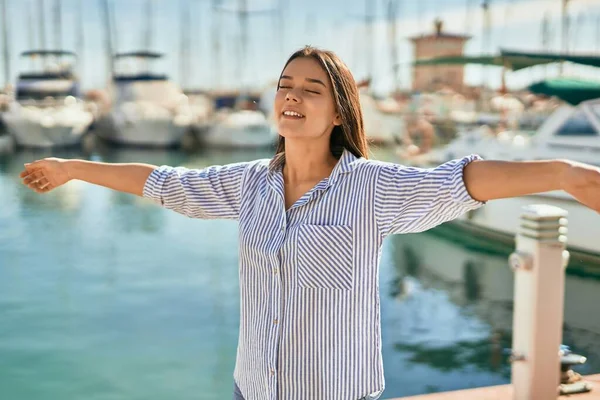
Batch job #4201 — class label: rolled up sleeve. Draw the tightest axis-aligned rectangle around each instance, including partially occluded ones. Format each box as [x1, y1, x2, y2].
[143, 161, 250, 220]
[374, 155, 485, 237]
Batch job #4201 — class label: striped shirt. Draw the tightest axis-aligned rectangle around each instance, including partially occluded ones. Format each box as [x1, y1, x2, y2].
[143, 149, 484, 400]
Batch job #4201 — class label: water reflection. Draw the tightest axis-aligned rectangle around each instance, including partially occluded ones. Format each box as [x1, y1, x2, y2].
[385, 231, 600, 387]
[394, 332, 511, 376]
[463, 260, 482, 303]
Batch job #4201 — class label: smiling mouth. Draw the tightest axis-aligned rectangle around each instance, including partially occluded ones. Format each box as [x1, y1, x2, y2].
[282, 110, 305, 118]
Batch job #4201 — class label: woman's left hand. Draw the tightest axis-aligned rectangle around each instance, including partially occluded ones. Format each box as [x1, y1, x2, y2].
[560, 161, 600, 213]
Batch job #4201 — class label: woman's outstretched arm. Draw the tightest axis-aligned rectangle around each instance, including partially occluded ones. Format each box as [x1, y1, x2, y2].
[20, 158, 156, 196]
[20, 157, 253, 220]
[464, 159, 600, 212]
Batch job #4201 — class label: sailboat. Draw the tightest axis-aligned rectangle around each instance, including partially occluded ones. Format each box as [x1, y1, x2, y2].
[1, 50, 94, 148]
[197, 0, 277, 148]
[92, 0, 193, 148]
[92, 51, 193, 148]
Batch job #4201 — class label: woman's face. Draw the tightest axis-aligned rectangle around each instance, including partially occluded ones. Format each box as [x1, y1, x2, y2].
[274, 57, 341, 141]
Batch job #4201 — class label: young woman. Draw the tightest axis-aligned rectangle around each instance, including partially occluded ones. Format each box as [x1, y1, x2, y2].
[20, 47, 600, 400]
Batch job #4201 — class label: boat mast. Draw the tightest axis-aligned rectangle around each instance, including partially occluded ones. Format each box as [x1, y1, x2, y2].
[364, 0, 374, 82]
[38, 0, 46, 52]
[27, 1, 35, 71]
[179, 0, 191, 89]
[238, 0, 247, 90]
[464, 0, 475, 34]
[211, 0, 221, 90]
[27, 1, 35, 50]
[99, 0, 114, 80]
[76, 0, 84, 80]
[53, 0, 62, 50]
[540, 11, 550, 77]
[277, 0, 286, 61]
[481, 0, 491, 86]
[144, 0, 153, 50]
[143, 0, 153, 73]
[0, 0, 9, 90]
[560, 0, 570, 75]
[387, 0, 400, 93]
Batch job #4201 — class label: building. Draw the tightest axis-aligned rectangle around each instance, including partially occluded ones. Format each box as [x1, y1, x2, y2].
[410, 19, 471, 92]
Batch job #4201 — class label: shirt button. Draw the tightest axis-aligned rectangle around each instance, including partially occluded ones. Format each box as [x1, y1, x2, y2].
[270, 369, 275, 376]
[273, 319, 278, 324]
[273, 268, 278, 274]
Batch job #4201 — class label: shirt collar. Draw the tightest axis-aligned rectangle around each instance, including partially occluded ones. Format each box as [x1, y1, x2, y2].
[268, 148, 359, 187]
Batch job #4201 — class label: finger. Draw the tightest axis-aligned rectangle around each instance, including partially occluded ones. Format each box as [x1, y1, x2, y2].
[26, 174, 45, 189]
[39, 179, 51, 190]
[28, 171, 47, 185]
[22, 171, 43, 185]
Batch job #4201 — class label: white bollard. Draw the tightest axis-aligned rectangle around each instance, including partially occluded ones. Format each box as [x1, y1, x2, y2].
[509, 204, 570, 400]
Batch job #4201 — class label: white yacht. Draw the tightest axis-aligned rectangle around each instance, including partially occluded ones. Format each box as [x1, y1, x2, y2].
[93, 52, 193, 148]
[1, 50, 94, 148]
[199, 94, 277, 149]
[431, 98, 600, 259]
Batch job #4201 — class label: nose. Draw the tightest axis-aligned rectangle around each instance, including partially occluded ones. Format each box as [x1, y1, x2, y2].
[285, 89, 300, 103]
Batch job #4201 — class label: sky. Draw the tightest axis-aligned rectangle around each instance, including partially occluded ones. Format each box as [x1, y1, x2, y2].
[2, 0, 600, 94]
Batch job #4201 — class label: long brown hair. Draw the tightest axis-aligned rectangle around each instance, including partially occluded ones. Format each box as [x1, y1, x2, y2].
[274, 46, 369, 160]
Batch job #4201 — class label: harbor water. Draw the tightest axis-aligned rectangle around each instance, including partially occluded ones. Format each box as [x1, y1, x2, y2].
[1, 147, 600, 400]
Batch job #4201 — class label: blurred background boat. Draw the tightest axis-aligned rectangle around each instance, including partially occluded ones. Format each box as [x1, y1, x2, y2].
[1, 50, 94, 148]
[91, 51, 194, 148]
[425, 88, 600, 260]
[198, 91, 277, 149]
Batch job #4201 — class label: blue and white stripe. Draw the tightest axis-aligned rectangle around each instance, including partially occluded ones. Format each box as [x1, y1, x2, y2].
[143, 149, 484, 400]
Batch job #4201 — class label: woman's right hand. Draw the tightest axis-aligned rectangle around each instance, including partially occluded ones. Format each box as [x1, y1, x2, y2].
[19, 158, 72, 193]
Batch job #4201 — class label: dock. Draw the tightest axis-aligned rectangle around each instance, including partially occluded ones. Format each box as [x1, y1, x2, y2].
[391, 374, 599, 399]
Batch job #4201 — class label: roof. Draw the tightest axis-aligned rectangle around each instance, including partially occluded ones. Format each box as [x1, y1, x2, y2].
[114, 51, 164, 59]
[527, 78, 600, 105]
[20, 50, 77, 57]
[501, 49, 600, 69]
[412, 49, 600, 71]
[410, 33, 471, 41]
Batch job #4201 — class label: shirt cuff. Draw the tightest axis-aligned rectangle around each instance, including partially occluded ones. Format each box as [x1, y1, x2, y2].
[450, 154, 486, 207]
[142, 166, 173, 205]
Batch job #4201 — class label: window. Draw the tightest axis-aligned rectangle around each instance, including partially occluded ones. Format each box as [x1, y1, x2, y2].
[555, 111, 598, 136]
[590, 103, 600, 121]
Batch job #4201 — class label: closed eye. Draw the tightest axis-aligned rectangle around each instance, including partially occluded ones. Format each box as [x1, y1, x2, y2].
[278, 85, 291, 89]
[306, 89, 320, 94]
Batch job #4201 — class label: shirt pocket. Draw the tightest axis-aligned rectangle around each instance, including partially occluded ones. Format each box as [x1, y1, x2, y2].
[297, 224, 354, 290]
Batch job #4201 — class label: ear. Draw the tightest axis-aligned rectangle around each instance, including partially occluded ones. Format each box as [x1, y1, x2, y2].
[333, 113, 342, 126]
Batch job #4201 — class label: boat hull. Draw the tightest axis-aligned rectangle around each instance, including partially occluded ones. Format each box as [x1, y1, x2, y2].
[199, 110, 277, 148]
[94, 113, 190, 148]
[2, 113, 91, 148]
[0, 134, 15, 154]
[453, 193, 600, 260]
[199, 124, 276, 148]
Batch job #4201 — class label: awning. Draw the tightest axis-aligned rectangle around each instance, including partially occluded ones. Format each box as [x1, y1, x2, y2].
[501, 49, 600, 69]
[527, 78, 600, 105]
[413, 50, 600, 71]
